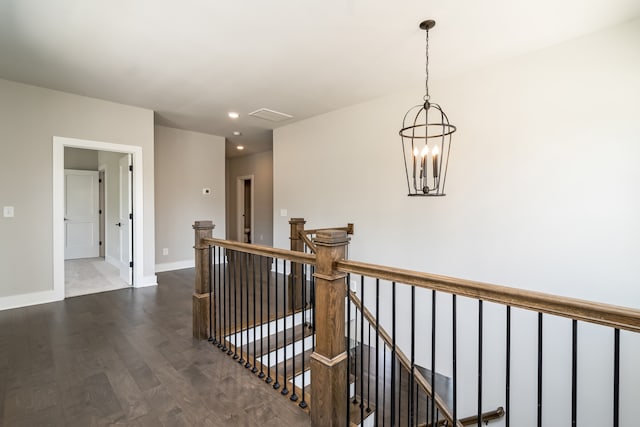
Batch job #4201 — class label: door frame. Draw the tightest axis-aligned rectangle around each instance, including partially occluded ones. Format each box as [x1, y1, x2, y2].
[53, 136, 145, 299]
[236, 175, 254, 243]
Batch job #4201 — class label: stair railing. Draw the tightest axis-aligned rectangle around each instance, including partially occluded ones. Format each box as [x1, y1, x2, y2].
[193, 219, 640, 427]
[337, 259, 640, 427]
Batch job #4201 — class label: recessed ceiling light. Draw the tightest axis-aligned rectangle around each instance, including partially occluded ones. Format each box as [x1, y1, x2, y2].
[233, 131, 242, 136]
[228, 112, 239, 119]
[236, 145, 245, 150]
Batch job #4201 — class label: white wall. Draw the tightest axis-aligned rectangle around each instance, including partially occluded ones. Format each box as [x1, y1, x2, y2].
[0, 78, 155, 307]
[274, 20, 640, 425]
[226, 150, 274, 245]
[65, 147, 98, 170]
[154, 125, 226, 271]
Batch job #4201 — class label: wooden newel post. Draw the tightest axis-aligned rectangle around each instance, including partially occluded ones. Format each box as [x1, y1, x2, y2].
[289, 217, 306, 310]
[311, 229, 350, 427]
[193, 220, 214, 340]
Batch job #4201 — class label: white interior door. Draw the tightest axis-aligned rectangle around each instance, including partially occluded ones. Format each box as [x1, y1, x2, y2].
[118, 155, 132, 284]
[64, 170, 100, 259]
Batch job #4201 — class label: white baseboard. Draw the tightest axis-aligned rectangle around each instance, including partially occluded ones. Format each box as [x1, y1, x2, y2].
[155, 260, 195, 273]
[136, 275, 158, 288]
[0, 289, 64, 311]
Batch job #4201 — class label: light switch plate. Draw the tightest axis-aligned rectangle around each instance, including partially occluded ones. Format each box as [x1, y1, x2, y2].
[3, 206, 14, 218]
[280, 209, 288, 217]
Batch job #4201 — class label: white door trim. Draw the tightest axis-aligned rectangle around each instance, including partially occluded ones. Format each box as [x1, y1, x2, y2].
[236, 175, 254, 243]
[53, 136, 149, 300]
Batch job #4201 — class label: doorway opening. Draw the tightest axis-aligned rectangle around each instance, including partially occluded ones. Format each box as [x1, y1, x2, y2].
[236, 175, 254, 243]
[53, 137, 145, 300]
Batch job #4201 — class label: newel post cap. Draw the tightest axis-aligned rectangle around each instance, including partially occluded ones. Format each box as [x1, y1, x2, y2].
[313, 229, 350, 247]
[193, 220, 215, 230]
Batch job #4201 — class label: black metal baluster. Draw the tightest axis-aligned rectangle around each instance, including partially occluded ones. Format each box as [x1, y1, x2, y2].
[219, 247, 224, 348]
[571, 319, 577, 426]
[282, 260, 289, 395]
[352, 293, 359, 405]
[383, 341, 387, 427]
[410, 285, 415, 426]
[216, 246, 221, 347]
[245, 252, 251, 369]
[213, 246, 218, 345]
[453, 295, 457, 425]
[478, 300, 483, 425]
[224, 249, 230, 353]
[273, 259, 280, 390]
[252, 255, 258, 373]
[259, 256, 265, 379]
[613, 328, 620, 427]
[537, 313, 543, 427]
[300, 261, 307, 408]
[213, 246, 219, 345]
[290, 260, 298, 402]
[391, 281, 397, 427]
[311, 263, 316, 346]
[430, 290, 436, 427]
[367, 323, 372, 413]
[266, 256, 273, 383]
[233, 251, 239, 359]
[238, 252, 245, 364]
[347, 273, 352, 426]
[208, 245, 213, 343]
[375, 279, 380, 423]
[505, 305, 510, 427]
[360, 275, 365, 424]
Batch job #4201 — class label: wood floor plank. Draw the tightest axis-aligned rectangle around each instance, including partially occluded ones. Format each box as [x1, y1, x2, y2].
[0, 268, 311, 426]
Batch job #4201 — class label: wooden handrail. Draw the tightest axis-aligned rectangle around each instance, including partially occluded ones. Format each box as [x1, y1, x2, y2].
[299, 232, 317, 254]
[337, 260, 640, 333]
[349, 291, 463, 427]
[420, 407, 505, 427]
[202, 237, 316, 265]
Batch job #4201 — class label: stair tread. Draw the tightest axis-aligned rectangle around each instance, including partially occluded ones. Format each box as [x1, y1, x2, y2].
[280, 348, 313, 382]
[349, 396, 376, 426]
[242, 321, 315, 358]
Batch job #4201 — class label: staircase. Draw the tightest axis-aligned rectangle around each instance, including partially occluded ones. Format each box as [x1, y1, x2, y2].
[196, 222, 501, 427]
[220, 300, 377, 426]
[194, 219, 640, 427]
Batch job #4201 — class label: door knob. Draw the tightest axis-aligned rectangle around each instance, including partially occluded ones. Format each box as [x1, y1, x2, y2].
[116, 222, 122, 227]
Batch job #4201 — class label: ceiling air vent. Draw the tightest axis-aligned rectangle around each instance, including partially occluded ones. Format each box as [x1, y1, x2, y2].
[248, 108, 293, 122]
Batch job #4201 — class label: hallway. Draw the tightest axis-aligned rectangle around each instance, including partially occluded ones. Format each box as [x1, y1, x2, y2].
[65, 258, 129, 298]
[0, 269, 311, 426]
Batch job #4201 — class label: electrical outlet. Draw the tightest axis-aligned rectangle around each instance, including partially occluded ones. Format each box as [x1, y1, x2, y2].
[202, 188, 211, 195]
[162, 248, 169, 256]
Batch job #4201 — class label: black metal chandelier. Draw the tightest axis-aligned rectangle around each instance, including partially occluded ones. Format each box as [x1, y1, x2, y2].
[400, 20, 456, 197]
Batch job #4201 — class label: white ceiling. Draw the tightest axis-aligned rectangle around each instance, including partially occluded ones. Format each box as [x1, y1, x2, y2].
[1, 0, 639, 156]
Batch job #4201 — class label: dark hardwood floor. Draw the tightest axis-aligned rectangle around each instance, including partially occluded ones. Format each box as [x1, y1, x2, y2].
[0, 268, 311, 427]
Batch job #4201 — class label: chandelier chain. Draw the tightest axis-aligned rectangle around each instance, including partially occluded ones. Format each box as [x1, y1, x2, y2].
[424, 27, 430, 101]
